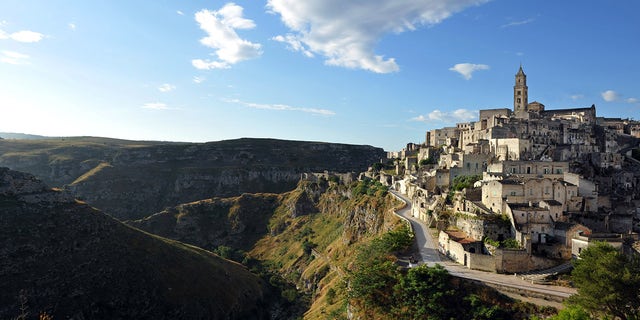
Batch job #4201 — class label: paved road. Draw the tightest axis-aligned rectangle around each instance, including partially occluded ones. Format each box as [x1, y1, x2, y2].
[390, 190, 576, 300]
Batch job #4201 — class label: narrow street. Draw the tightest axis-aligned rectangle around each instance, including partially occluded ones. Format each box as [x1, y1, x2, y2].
[390, 190, 577, 304]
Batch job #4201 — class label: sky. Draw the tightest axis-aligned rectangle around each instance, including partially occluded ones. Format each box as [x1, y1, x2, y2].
[0, 1, 639, 151]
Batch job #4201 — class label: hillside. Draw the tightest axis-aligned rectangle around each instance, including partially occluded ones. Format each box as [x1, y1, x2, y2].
[0, 167, 269, 319]
[0, 136, 385, 220]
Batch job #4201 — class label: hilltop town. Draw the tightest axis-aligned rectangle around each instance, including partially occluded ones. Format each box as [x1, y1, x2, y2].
[381, 66, 640, 273]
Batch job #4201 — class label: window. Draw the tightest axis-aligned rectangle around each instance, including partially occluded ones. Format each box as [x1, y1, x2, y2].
[510, 191, 516, 196]
[517, 90, 521, 96]
[517, 98, 521, 103]
[545, 186, 550, 194]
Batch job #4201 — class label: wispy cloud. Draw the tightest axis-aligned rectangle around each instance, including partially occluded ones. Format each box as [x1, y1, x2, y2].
[68, 23, 76, 31]
[0, 50, 30, 65]
[272, 34, 314, 58]
[158, 83, 176, 92]
[449, 63, 489, 80]
[192, 3, 262, 70]
[411, 109, 478, 123]
[226, 98, 335, 116]
[570, 94, 584, 101]
[0, 30, 44, 43]
[267, 0, 489, 73]
[142, 102, 171, 110]
[626, 98, 639, 104]
[177, 10, 184, 16]
[193, 76, 206, 84]
[501, 18, 535, 28]
[601, 90, 619, 102]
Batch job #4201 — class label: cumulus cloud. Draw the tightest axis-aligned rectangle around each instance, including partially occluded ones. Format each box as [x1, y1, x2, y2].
[449, 63, 489, 80]
[267, 0, 488, 73]
[601, 90, 619, 102]
[142, 102, 170, 110]
[192, 3, 262, 70]
[227, 98, 335, 116]
[412, 108, 477, 123]
[158, 83, 176, 92]
[68, 23, 76, 30]
[0, 50, 30, 65]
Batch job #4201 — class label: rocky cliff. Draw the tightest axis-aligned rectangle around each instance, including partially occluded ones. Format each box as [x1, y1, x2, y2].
[131, 177, 404, 318]
[0, 137, 385, 220]
[0, 167, 269, 320]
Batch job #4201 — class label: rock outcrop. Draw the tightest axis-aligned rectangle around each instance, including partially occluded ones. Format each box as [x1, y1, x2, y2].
[0, 168, 269, 319]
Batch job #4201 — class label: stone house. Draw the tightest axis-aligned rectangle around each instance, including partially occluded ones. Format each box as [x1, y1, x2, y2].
[438, 229, 483, 267]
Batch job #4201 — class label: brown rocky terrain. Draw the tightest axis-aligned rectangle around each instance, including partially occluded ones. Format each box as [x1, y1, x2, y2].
[0, 137, 384, 220]
[0, 167, 270, 319]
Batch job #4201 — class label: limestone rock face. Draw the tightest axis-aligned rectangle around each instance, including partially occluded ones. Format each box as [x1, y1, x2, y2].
[0, 167, 73, 204]
[129, 193, 281, 251]
[0, 168, 269, 320]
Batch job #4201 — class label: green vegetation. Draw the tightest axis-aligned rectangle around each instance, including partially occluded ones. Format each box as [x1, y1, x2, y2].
[419, 157, 437, 166]
[347, 229, 525, 319]
[484, 237, 521, 249]
[352, 178, 389, 197]
[567, 242, 640, 320]
[451, 174, 482, 191]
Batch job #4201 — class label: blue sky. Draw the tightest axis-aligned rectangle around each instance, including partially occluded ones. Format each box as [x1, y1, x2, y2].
[0, 1, 638, 151]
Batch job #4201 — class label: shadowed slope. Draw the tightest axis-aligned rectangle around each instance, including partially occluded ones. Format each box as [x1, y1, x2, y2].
[0, 167, 268, 319]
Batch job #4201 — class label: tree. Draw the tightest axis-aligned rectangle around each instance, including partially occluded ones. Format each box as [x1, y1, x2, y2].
[569, 242, 640, 320]
[547, 305, 593, 320]
[392, 264, 456, 319]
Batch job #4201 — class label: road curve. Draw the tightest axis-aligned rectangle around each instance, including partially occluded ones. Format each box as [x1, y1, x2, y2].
[390, 190, 576, 300]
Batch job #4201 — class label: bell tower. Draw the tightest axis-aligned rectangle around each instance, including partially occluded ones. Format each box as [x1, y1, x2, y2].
[514, 65, 528, 117]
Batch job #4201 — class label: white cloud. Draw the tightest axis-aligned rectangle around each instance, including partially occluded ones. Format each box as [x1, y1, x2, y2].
[9, 30, 44, 43]
[192, 3, 262, 70]
[570, 94, 584, 101]
[158, 83, 176, 92]
[193, 76, 206, 84]
[142, 102, 170, 110]
[68, 23, 76, 30]
[412, 108, 477, 123]
[1, 50, 30, 65]
[601, 90, 619, 102]
[227, 98, 335, 116]
[627, 98, 639, 104]
[272, 34, 314, 58]
[267, 0, 489, 73]
[501, 18, 535, 28]
[177, 10, 184, 16]
[449, 63, 489, 80]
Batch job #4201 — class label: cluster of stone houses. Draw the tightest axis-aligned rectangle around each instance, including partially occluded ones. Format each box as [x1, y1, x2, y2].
[384, 66, 640, 273]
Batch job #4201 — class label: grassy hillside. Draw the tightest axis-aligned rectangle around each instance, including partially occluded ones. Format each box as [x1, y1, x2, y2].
[0, 168, 269, 319]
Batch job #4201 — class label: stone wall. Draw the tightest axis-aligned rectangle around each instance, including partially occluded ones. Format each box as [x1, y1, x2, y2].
[468, 253, 497, 272]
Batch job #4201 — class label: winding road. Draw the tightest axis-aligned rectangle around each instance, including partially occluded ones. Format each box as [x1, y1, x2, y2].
[391, 190, 576, 305]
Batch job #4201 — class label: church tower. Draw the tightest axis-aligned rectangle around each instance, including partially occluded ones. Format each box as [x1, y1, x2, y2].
[514, 65, 528, 118]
